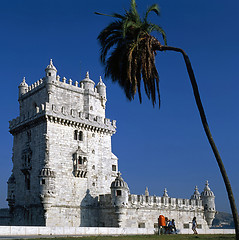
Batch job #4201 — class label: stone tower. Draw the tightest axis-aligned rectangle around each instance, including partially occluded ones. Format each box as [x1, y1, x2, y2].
[7, 60, 118, 226]
[201, 181, 216, 227]
[110, 172, 129, 227]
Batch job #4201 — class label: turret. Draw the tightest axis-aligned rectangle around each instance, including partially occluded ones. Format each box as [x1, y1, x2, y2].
[39, 168, 55, 212]
[96, 76, 107, 109]
[45, 59, 57, 82]
[6, 173, 16, 212]
[191, 186, 201, 200]
[80, 72, 95, 91]
[201, 181, 216, 227]
[111, 172, 129, 207]
[18, 77, 28, 97]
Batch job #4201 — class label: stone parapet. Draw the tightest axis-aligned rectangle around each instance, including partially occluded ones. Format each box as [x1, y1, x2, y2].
[127, 194, 203, 210]
[9, 102, 116, 134]
[19, 75, 104, 101]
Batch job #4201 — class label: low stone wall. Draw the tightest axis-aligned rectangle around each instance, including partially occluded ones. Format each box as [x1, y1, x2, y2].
[0, 226, 235, 236]
[180, 228, 235, 234]
[0, 226, 154, 236]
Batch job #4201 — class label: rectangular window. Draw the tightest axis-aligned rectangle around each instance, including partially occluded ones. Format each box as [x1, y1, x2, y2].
[41, 179, 45, 185]
[183, 224, 189, 229]
[25, 173, 30, 190]
[138, 223, 145, 228]
[116, 190, 122, 196]
[112, 165, 116, 171]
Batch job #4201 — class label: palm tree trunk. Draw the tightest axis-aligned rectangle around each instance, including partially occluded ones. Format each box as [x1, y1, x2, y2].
[157, 44, 239, 239]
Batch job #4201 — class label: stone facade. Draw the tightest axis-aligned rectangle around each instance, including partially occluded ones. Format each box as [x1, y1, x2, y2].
[0, 60, 216, 230]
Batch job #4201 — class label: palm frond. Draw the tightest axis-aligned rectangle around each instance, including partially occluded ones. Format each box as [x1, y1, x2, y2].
[145, 4, 160, 20]
[148, 24, 167, 45]
[96, 0, 166, 107]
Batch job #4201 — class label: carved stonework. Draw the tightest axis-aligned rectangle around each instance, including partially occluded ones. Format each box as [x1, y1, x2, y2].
[72, 146, 87, 178]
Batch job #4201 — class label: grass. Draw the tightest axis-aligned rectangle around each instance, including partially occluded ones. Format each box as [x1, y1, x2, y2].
[26, 235, 235, 240]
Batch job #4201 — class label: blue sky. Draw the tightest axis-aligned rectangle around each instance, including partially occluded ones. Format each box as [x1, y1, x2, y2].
[0, 0, 238, 214]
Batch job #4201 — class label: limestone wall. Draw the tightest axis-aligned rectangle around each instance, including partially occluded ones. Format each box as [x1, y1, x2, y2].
[0, 226, 235, 236]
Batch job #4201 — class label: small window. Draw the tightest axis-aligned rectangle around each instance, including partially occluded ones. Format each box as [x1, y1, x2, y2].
[183, 224, 189, 229]
[92, 165, 95, 170]
[138, 223, 145, 228]
[90, 106, 93, 110]
[112, 165, 116, 171]
[27, 130, 31, 142]
[116, 190, 122, 196]
[74, 130, 78, 140]
[41, 179, 45, 185]
[78, 157, 83, 164]
[25, 173, 30, 190]
[79, 131, 83, 141]
[48, 72, 51, 76]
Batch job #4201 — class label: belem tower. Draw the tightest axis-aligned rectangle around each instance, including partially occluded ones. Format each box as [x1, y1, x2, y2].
[0, 60, 216, 230]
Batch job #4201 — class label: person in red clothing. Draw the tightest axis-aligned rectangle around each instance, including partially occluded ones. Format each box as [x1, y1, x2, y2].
[158, 215, 166, 234]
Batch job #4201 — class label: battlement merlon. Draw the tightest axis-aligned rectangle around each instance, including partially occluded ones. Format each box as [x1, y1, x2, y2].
[18, 75, 107, 103]
[99, 193, 204, 210]
[9, 102, 116, 135]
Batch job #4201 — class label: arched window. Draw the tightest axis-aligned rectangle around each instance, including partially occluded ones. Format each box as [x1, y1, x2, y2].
[25, 172, 30, 190]
[78, 156, 83, 165]
[74, 130, 78, 140]
[79, 131, 83, 141]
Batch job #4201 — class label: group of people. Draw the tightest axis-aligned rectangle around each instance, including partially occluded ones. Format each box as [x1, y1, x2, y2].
[158, 215, 177, 234]
[158, 215, 198, 235]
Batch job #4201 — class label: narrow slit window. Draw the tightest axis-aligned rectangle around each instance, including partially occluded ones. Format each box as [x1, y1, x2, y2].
[79, 131, 83, 141]
[74, 130, 78, 140]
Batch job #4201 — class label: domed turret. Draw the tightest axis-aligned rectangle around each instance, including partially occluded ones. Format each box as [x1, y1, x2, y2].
[18, 77, 28, 97]
[191, 186, 201, 200]
[80, 72, 95, 91]
[111, 172, 129, 207]
[39, 167, 55, 210]
[45, 59, 57, 81]
[96, 76, 107, 108]
[201, 181, 216, 227]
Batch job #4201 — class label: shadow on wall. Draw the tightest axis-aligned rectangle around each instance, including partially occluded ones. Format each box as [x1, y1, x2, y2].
[80, 189, 99, 227]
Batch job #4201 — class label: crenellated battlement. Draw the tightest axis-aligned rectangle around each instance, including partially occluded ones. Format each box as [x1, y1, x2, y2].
[99, 192, 203, 210]
[19, 73, 106, 101]
[99, 191, 204, 211]
[128, 194, 203, 210]
[9, 101, 116, 134]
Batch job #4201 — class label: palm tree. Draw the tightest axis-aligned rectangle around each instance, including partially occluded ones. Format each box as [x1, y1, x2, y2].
[95, 0, 239, 238]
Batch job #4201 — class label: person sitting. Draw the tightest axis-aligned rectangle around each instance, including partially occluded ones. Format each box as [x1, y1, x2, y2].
[168, 219, 177, 233]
